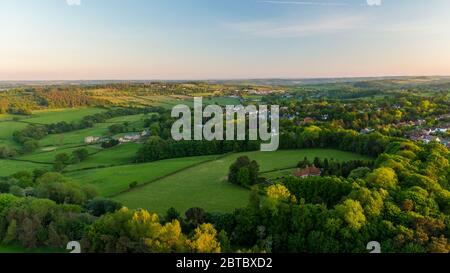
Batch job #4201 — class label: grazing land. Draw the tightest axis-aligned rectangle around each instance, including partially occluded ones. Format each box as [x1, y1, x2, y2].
[113, 149, 370, 214]
[0, 159, 50, 176]
[24, 108, 106, 124]
[67, 155, 218, 196]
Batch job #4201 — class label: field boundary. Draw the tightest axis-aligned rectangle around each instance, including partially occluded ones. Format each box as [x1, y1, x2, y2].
[2, 158, 53, 165]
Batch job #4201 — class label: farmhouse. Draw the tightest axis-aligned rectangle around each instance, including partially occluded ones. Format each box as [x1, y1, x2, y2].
[118, 130, 150, 144]
[302, 117, 315, 124]
[360, 128, 375, 134]
[294, 166, 322, 178]
[85, 136, 100, 144]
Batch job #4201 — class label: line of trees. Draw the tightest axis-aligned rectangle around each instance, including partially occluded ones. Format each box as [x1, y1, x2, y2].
[136, 126, 392, 163]
[297, 157, 374, 178]
[136, 136, 261, 163]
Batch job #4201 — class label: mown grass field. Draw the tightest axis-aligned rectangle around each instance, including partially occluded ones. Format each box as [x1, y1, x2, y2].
[67, 155, 218, 196]
[113, 149, 371, 214]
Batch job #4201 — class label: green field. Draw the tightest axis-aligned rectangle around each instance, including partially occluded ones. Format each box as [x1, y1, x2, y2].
[149, 96, 241, 109]
[203, 97, 241, 105]
[25, 108, 106, 124]
[38, 113, 148, 148]
[0, 159, 50, 176]
[68, 155, 218, 196]
[39, 123, 112, 147]
[0, 113, 21, 121]
[0, 121, 28, 148]
[113, 149, 370, 214]
[106, 113, 151, 124]
[18, 145, 101, 164]
[0, 108, 108, 149]
[65, 143, 141, 171]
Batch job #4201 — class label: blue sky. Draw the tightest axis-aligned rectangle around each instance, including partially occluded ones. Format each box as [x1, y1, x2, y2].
[1, 0, 450, 80]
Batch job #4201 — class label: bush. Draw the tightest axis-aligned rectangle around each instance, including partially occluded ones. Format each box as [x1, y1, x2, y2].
[85, 198, 123, 217]
[9, 185, 25, 197]
[101, 139, 120, 149]
[228, 156, 259, 186]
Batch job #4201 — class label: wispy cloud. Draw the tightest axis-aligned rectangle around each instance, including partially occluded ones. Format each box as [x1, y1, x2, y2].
[224, 15, 366, 38]
[261, 1, 349, 6]
[366, 0, 382, 6]
[66, 0, 81, 6]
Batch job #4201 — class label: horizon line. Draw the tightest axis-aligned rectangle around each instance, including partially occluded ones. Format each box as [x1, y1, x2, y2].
[1, 75, 450, 84]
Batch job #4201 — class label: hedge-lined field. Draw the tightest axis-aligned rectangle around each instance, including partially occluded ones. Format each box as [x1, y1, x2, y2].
[113, 149, 370, 214]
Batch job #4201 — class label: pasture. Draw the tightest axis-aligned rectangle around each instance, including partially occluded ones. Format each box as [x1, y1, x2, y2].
[0, 121, 28, 148]
[113, 149, 370, 214]
[25, 108, 106, 124]
[38, 123, 111, 147]
[64, 143, 141, 171]
[67, 155, 218, 196]
[0, 159, 50, 176]
[0, 108, 108, 149]
[17, 146, 101, 164]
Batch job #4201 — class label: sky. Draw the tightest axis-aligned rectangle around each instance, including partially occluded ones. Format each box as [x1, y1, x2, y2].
[1, 0, 450, 80]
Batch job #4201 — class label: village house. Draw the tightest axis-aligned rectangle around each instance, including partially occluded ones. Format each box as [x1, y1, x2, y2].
[302, 117, 315, 124]
[118, 130, 151, 144]
[84, 136, 101, 144]
[293, 166, 322, 178]
[360, 128, 375, 134]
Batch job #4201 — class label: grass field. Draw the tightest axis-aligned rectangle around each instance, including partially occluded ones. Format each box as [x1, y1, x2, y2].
[68, 155, 218, 196]
[0, 113, 21, 121]
[25, 108, 106, 124]
[0, 108, 108, 149]
[0, 159, 50, 176]
[39, 123, 112, 147]
[18, 145, 101, 164]
[106, 113, 152, 124]
[38, 113, 148, 148]
[113, 149, 370, 214]
[64, 143, 141, 171]
[0, 121, 28, 148]
[203, 97, 241, 105]
[147, 96, 241, 109]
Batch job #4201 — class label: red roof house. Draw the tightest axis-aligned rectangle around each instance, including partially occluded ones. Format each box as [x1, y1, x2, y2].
[293, 166, 322, 178]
